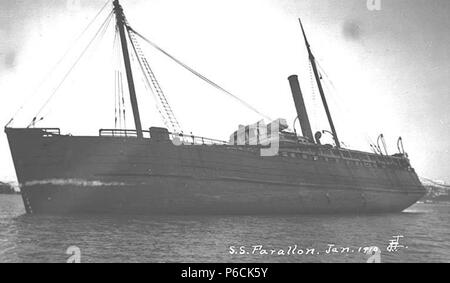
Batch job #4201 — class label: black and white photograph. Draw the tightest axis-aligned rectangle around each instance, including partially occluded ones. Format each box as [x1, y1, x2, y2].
[0, 0, 449, 267]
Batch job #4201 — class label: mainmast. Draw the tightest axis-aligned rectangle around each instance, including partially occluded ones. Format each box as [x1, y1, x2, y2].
[113, 0, 143, 138]
[298, 19, 340, 148]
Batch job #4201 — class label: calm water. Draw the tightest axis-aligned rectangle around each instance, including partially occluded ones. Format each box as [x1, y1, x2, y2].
[0, 195, 448, 263]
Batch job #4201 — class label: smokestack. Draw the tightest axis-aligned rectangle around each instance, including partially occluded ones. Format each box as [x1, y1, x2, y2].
[288, 75, 314, 142]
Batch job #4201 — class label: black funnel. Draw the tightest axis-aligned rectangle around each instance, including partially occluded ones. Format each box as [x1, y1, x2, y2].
[288, 75, 314, 142]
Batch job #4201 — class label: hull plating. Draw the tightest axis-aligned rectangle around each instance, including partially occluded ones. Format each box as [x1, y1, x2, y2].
[6, 129, 426, 215]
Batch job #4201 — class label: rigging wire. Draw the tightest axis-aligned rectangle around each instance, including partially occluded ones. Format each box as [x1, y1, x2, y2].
[29, 10, 115, 127]
[6, 0, 112, 127]
[315, 59, 378, 150]
[121, 72, 127, 128]
[113, 25, 126, 129]
[308, 62, 320, 130]
[38, 10, 116, 126]
[140, 77, 166, 127]
[127, 30, 182, 133]
[113, 26, 119, 129]
[113, 25, 128, 129]
[115, 71, 123, 129]
[131, 45, 172, 131]
[127, 27, 272, 122]
[114, 70, 118, 128]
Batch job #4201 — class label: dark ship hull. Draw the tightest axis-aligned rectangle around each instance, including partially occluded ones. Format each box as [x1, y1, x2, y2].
[4, 1, 426, 215]
[6, 128, 426, 215]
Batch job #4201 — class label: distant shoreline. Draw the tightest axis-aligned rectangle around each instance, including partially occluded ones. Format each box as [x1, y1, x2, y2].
[0, 182, 19, 195]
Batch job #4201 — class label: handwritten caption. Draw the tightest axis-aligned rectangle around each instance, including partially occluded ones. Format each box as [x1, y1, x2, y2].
[229, 235, 407, 263]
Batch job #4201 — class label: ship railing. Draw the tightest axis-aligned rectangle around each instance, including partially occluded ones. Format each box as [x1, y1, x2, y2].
[281, 145, 412, 170]
[99, 129, 151, 138]
[168, 133, 228, 146]
[41, 128, 61, 137]
[4, 127, 61, 138]
[22, 128, 61, 136]
[99, 129, 228, 145]
[38, 128, 61, 136]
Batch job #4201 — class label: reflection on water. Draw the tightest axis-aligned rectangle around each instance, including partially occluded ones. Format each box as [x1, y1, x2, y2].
[0, 195, 449, 263]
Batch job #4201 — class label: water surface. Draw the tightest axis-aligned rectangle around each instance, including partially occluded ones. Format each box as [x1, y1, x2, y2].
[0, 195, 448, 263]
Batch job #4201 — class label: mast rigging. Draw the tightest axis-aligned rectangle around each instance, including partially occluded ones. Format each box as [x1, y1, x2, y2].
[19, 0, 270, 131]
[128, 27, 272, 122]
[298, 19, 341, 148]
[128, 31, 183, 133]
[113, 0, 143, 138]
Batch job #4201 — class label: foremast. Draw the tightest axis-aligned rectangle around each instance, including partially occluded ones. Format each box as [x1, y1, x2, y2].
[113, 0, 143, 138]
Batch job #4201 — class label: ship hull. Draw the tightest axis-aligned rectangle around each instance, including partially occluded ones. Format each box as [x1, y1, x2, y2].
[20, 181, 423, 215]
[6, 128, 426, 215]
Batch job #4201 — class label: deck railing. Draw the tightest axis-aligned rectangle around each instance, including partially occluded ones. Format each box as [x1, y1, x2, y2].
[41, 128, 61, 136]
[99, 129, 151, 138]
[169, 133, 228, 146]
[99, 129, 228, 146]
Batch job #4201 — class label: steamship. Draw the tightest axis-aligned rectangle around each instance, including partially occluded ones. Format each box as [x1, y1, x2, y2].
[5, 0, 425, 214]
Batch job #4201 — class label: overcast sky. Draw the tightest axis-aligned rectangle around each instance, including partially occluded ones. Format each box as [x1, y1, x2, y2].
[0, 0, 449, 183]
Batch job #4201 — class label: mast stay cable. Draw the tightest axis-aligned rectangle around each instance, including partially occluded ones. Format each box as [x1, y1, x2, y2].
[6, 0, 111, 128]
[128, 30, 183, 133]
[28, 10, 115, 127]
[113, 25, 127, 129]
[127, 26, 272, 122]
[315, 59, 379, 150]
